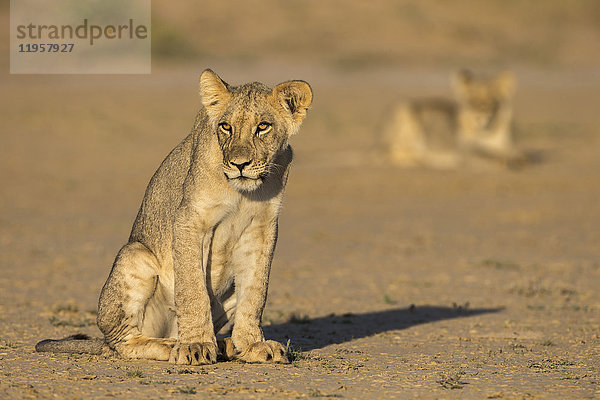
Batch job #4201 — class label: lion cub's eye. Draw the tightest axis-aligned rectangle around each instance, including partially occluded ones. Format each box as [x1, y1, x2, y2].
[219, 122, 232, 135]
[255, 122, 272, 135]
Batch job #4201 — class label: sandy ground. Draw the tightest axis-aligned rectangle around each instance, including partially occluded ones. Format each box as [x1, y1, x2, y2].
[0, 63, 599, 399]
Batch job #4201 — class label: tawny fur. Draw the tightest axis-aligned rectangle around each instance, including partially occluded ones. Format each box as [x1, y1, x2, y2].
[36, 69, 312, 365]
[384, 70, 526, 169]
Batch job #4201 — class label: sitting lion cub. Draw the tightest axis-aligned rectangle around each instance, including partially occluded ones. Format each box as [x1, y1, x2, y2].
[36, 70, 312, 365]
[384, 70, 525, 169]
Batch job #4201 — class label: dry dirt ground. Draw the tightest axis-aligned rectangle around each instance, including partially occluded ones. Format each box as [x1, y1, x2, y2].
[0, 64, 599, 399]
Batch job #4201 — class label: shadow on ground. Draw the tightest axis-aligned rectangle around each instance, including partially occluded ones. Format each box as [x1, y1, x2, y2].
[264, 305, 502, 351]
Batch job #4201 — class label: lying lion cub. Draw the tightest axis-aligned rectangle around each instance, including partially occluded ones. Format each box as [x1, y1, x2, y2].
[384, 70, 526, 169]
[36, 70, 312, 365]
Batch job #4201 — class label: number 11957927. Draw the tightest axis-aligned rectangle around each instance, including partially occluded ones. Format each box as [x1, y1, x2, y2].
[18, 43, 74, 53]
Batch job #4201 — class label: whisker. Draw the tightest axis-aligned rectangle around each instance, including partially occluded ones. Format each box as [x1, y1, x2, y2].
[268, 163, 286, 174]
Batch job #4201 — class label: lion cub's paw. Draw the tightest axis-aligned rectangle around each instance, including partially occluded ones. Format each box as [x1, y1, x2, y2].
[217, 337, 236, 361]
[168, 342, 217, 365]
[237, 340, 289, 364]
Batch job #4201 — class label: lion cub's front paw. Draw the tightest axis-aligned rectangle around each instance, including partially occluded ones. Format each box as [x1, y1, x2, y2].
[217, 337, 236, 361]
[238, 340, 289, 364]
[168, 342, 217, 365]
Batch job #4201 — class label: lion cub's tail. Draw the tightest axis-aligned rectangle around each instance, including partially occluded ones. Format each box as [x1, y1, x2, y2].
[35, 334, 106, 355]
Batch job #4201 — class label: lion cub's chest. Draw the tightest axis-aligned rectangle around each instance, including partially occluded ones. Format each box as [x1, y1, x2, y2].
[203, 200, 265, 298]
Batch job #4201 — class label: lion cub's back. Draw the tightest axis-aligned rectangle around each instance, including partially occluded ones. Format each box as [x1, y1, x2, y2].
[384, 97, 461, 168]
[129, 133, 195, 261]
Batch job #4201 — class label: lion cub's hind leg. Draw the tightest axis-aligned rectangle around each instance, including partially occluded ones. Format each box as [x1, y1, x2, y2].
[116, 336, 177, 361]
[97, 241, 176, 361]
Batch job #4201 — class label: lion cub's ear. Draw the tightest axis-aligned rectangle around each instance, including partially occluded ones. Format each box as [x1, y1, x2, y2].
[272, 81, 313, 132]
[199, 69, 231, 119]
[451, 69, 473, 102]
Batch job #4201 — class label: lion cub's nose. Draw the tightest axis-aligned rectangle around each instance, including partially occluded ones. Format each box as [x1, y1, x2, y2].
[229, 157, 252, 173]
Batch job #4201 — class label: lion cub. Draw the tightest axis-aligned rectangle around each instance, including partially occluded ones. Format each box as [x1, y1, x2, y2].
[36, 70, 312, 365]
[384, 70, 524, 169]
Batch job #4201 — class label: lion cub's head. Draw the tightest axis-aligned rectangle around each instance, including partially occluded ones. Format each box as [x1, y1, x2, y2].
[452, 69, 515, 132]
[199, 69, 312, 192]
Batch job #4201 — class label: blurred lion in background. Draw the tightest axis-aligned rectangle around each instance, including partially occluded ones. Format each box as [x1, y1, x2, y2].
[383, 70, 529, 169]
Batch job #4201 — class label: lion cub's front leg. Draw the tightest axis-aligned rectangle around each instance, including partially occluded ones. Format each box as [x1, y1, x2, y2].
[170, 205, 218, 365]
[231, 218, 288, 364]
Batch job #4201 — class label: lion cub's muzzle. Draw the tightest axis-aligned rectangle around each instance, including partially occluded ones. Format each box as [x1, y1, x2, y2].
[224, 155, 256, 178]
[223, 159, 268, 192]
[222, 146, 270, 192]
[223, 152, 269, 190]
